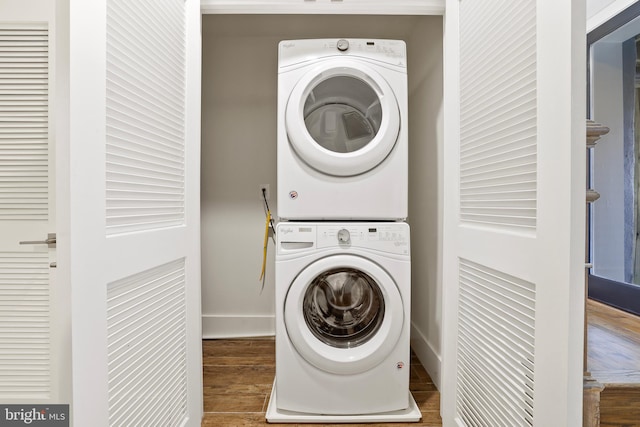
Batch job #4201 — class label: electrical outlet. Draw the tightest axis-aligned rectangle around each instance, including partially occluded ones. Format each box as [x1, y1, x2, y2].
[259, 184, 270, 201]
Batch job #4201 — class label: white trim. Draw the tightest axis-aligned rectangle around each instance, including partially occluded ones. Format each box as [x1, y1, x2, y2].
[441, 0, 461, 423]
[184, 0, 204, 425]
[200, 0, 445, 15]
[202, 314, 275, 338]
[410, 322, 441, 390]
[55, 0, 72, 408]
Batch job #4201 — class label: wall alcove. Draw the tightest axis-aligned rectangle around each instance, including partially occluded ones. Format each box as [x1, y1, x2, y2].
[199, 12, 444, 388]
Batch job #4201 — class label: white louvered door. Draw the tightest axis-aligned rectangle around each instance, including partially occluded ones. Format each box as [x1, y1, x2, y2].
[68, 0, 202, 425]
[0, 0, 68, 405]
[442, 0, 585, 426]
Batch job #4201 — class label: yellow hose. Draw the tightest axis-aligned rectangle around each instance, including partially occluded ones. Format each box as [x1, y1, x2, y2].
[259, 210, 271, 281]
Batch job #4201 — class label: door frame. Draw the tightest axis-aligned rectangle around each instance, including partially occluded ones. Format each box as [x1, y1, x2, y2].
[587, 2, 640, 315]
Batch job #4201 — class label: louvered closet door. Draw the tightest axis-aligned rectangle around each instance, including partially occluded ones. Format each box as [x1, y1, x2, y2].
[68, 0, 202, 425]
[0, 0, 65, 405]
[442, 1, 585, 426]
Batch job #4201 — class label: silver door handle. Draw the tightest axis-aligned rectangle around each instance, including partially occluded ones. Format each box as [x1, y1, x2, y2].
[20, 233, 56, 248]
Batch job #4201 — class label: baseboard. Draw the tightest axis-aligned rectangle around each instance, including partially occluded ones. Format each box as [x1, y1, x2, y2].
[588, 274, 640, 316]
[410, 322, 442, 390]
[202, 314, 275, 339]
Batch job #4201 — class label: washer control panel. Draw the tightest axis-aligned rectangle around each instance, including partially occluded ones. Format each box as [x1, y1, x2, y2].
[277, 223, 409, 255]
[320, 224, 409, 255]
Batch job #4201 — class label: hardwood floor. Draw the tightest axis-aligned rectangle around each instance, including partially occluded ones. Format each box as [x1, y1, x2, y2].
[201, 339, 442, 426]
[200, 302, 640, 426]
[587, 299, 640, 427]
[588, 299, 640, 382]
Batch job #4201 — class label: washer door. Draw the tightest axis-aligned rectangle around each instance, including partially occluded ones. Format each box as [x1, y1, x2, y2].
[284, 255, 404, 375]
[285, 59, 401, 177]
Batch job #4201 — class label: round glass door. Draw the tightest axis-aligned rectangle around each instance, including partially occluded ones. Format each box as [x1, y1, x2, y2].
[303, 267, 385, 349]
[285, 60, 401, 177]
[303, 76, 382, 154]
[284, 255, 404, 375]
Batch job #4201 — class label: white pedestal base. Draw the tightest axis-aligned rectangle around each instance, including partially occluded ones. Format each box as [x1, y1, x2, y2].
[265, 381, 422, 424]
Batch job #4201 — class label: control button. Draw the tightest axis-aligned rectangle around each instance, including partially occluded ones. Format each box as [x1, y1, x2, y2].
[337, 39, 349, 52]
[337, 229, 351, 244]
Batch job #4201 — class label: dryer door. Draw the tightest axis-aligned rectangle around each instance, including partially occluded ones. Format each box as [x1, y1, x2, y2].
[284, 254, 404, 375]
[285, 59, 401, 177]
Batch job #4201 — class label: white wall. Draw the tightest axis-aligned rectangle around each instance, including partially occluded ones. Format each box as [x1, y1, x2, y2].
[406, 20, 444, 389]
[588, 0, 639, 32]
[590, 41, 626, 281]
[201, 20, 278, 337]
[201, 14, 444, 388]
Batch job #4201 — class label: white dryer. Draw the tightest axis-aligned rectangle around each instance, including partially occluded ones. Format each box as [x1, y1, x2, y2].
[277, 39, 408, 221]
[267, 222, 419, 422]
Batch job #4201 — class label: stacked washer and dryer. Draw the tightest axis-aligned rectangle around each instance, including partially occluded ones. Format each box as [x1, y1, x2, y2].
[266, 39, 420, 423]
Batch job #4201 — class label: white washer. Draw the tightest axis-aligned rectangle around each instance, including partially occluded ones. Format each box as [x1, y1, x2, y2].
[277, 39, 408, 221]
[268, 222, 419, 422]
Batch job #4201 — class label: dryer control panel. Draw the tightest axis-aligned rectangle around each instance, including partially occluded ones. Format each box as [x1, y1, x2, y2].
[277, 222, 409, 255]
[278, 38, 407, 69]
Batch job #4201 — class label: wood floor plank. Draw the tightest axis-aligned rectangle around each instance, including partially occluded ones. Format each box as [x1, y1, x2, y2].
[588, 324, 640, 372]
[203, 364, 275, 392]
[203, 389, 267, 413]
[203, 338, 276, 366]
[588, 300, 640, 337]
[590, 370, 640, 385]
[599, 388, 640, 426]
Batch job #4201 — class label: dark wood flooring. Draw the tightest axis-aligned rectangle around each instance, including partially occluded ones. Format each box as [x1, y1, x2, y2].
[201, 339, 442, 426]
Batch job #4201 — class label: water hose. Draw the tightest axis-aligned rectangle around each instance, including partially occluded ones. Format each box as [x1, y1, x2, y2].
[259, 188, 275, 291]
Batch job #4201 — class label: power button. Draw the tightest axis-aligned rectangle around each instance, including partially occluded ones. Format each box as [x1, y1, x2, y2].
[337, 229, 351, 244]
[337, 39, 349, 52]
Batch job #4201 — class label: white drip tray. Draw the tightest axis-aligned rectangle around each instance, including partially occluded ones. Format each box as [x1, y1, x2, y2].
[265, 380, 422, 424]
